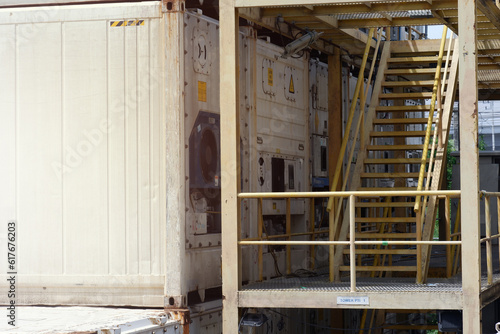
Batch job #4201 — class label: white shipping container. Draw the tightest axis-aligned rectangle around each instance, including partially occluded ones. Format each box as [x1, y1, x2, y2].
[0, 1, 192, 308]
[0, 0, 317, 308]
[0, 2, 244, 310]
[309, 59, 329, 182]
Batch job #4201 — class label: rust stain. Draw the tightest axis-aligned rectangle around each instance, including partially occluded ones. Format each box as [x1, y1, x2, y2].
[168, 309, 190, 334]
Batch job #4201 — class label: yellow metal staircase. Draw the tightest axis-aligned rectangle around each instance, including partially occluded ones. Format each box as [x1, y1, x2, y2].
[330, 29, 460, 283]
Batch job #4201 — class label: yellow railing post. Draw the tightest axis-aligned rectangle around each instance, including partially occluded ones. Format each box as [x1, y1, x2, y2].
[258, 198, 263, 281]
[452, 200, 462, 276]
[286, 198, 291, 275]
[417, 209, 423, 284]
[349, 195, 357, 292]
[329, 200, 335, 282]
[485, 195, 493, 285]
[446, 196, 452, 278]
[310, 198, 315, 270]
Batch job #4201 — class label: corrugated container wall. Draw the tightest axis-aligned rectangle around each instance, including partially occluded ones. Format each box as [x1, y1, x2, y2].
[0, 2, 167, 306]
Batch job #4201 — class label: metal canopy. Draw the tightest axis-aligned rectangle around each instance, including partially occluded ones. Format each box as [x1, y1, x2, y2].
[238, 0, 500, 93]
[239, 0, 500, 43]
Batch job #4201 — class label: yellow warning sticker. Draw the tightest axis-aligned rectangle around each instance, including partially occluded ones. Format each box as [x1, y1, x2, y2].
[289, 74, 295, 94]
[110, 20, 145, 27]
[198, 81, 207, 102]
[267, 68, 273, 86]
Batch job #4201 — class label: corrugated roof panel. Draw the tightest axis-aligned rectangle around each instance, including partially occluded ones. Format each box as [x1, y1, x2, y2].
[335, 9, 432, 20]
[479, 71, 500, 82]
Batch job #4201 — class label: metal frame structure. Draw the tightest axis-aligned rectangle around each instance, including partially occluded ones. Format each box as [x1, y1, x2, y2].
[220, 0, 492, 332]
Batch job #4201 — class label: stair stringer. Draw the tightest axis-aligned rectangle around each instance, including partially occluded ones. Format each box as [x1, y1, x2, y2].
[333, 41, 392, 282]
[419, 38, 460, 282]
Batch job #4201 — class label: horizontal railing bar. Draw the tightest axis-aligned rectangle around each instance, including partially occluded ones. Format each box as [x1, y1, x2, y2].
[355, 241, 461, 245]
[239, 240, 461, 246]
[481, 191, 500, 197]
[241, 230, 329, 241]
[239, 241, 350, 246]
[480, 234, 500, 243]
[238, 190, 461, 199]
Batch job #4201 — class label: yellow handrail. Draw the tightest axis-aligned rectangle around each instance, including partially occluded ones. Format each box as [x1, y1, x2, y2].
[326, 29, 382, 259]
[419, 33, 454, 215]
[414, 26, 448, 212]
[239, 191, 462, 293]
[326, 28, 376, 212]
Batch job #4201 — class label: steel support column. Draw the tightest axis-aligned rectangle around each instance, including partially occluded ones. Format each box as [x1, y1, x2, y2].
[164, 1, 187, 309]
[458, 0, 481, 332]
[220, 0, 241, 333]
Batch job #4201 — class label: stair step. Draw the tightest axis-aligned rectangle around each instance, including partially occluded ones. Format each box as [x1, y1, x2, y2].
[373, 118, 430, 125]
[339, 265, 417, 272]
[387, 56, 439, 63]
[361, 172, 420, 178]
[343, 249, 418, 255]
[352, 232, 416, 239]
[358, 187, 419, 191]
[356, 217, 416, 223]
[382, 80, 445, 87]
[366, 145, 425, 151]
[355, 229, 380, 233]
[370, 131, 427, 137]
[364, 158, 421, 164]
[356, 202, 416, 208]
[385, 68, 448, 75]
[376, 105, 431, 112]
[380, 92, 441, 99]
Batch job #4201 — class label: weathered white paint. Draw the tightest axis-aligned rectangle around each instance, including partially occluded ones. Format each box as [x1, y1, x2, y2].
[164, 4, 186, 308]
[0, 2, 165, 306]
[220, 0, 240, 332]
[458, 0, 482, 332]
